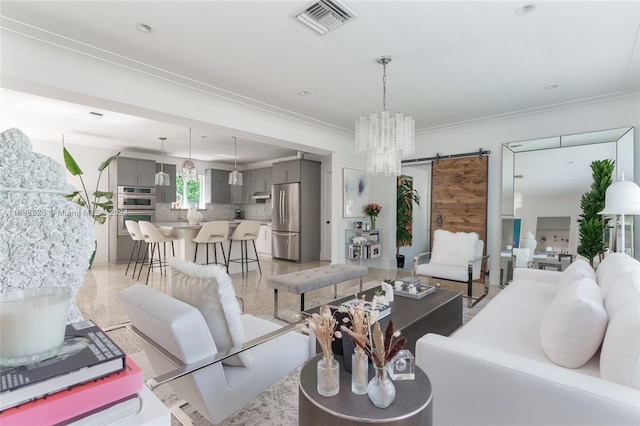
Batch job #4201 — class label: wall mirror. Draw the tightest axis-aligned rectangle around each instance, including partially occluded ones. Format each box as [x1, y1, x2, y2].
[501, 126, 635, 284]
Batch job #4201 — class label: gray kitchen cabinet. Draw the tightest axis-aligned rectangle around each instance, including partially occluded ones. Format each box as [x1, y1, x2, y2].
[155, 163, 176, 203]
[116, 157, 156, 187]
[205, 168, 231, 204]
[230, 184, 243, 204]
[272, 160, 301, 184]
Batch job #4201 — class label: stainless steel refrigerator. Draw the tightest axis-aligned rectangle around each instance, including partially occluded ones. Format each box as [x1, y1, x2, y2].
[272, 182, 302, 261]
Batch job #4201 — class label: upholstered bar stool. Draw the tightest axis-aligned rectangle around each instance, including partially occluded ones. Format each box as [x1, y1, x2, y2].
[124, 220, 147, 278]
[138, 221, 177, 285]
[193, 221, 229, 268]
[227, 220, 262, 276]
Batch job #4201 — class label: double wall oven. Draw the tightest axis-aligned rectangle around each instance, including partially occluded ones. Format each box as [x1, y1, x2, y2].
[116, 186, 156, 236]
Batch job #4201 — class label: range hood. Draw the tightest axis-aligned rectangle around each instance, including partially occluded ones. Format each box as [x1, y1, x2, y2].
[252, 191, 271, 200]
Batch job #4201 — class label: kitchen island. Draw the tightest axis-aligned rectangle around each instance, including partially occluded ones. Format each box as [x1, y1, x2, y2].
[155, 220, 270, 275]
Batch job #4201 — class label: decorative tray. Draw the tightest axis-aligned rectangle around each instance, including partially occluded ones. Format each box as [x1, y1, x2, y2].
[393, 281, 436, 300]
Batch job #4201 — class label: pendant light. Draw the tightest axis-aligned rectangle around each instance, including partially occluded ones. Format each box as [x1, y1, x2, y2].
[155, 137, 170, 186]
[182, 127, 197, 181]
[228, 136, 243, 186]
[355, 56, 415, 176]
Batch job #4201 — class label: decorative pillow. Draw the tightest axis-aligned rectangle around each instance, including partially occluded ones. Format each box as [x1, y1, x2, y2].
[168, 258, 250, 367]
[539, 277, 608, 368]
[596, 252, 630, 284]
[430, 230, 479, 267]
[603, 272, 640, 322]
[598, 257, 640, 297]
[600, 306, 640, 389]
[557, 261, 595, 291]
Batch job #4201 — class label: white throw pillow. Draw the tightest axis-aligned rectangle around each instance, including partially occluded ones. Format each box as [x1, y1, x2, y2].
[169, 258, 250, 367]
[562, 258, 595, 281]
[600, 306, 640, 389]
[557, 262, 595, 291]
[603, 272, 640, 321]
[539, 277, 608, 368]
[430, 229, 479, 267]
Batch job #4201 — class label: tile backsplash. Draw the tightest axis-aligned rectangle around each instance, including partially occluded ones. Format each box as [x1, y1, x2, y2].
[156, 201, 272, 222]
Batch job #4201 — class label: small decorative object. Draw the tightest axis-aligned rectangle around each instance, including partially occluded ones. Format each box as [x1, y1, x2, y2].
[343, 319, 407, 408]
[388, 349, 415, 380]
[187, 205, 203, 225]
[0, 286, 71, 366]
[381, 281, 394, 302]
[304, 305, 340, 397]
[394, 280, 403, 291]
[373, 289, 387, 306]
[338, 296, 374, 395]
[364, 203, 381, 230]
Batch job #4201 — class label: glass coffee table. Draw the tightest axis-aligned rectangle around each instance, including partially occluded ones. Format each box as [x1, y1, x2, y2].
[299, 354, 432, 425]
[304, 284, 462, 353]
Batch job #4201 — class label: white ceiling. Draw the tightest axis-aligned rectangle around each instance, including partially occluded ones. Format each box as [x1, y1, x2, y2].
[0, 1, 639, 166]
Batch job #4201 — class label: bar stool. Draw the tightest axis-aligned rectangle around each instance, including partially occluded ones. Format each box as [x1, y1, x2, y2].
[138, 221, 177, 285]
[227, 220, 262, 276]
[193, 221, 229, 268]
[124, 220, 146, 278]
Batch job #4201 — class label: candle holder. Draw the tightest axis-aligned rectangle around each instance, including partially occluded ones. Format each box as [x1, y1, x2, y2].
[0, 286, 71, 367]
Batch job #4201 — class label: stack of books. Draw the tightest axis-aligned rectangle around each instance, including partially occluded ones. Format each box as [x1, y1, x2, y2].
[0, 320, 143, 425]
[341, 298, 391, 319]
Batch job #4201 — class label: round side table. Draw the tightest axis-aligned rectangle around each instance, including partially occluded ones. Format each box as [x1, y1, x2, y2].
[299, 354, 432, 425]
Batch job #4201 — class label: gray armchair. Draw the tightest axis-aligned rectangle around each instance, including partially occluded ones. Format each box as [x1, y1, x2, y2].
[413, 230, 489, 308]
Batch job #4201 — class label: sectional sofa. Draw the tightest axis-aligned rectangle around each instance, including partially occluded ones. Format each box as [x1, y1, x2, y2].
[416, 253, 640, 425]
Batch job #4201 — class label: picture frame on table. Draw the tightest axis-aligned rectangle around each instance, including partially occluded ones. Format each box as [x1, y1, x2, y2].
[343, 168, 368, 218]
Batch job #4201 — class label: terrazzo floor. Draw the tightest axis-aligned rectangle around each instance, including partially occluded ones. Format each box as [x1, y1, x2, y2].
[75, 256, 499, 425]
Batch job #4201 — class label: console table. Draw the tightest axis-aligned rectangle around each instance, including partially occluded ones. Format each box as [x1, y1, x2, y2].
[299, 354, 432, 425]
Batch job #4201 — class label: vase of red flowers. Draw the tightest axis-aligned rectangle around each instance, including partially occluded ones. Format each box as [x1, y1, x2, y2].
[364, 203, 381, 229]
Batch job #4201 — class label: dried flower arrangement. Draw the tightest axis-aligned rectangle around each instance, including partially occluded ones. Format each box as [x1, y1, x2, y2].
[337, 295, 377, 355]
[304, 305, 341, 362]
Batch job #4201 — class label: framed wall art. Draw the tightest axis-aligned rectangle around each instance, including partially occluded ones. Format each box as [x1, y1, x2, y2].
[343, 168, 368, 218]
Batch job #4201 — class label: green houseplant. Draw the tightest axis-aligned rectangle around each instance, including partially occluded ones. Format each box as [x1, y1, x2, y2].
[396, 176, 420, 268]
[577, 159, 614, 267]
[63, 146, 121, 267]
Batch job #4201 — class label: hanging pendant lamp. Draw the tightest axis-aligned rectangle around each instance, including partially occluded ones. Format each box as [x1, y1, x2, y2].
[228, 136, 243, 186]
[355, 56, 415, 176]
[182, 128, 197, 181]
[155, 137, 170, 186]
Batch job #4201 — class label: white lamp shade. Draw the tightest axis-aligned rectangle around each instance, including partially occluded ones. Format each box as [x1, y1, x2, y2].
[155, 171, 170, 186]
[599, 179, 640, 215]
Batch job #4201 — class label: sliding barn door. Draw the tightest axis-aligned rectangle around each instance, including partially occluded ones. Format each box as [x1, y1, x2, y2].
[431, 155, 488, 255]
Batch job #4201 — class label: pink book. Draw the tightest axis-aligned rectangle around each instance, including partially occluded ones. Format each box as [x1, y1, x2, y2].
[0, 356, 143, 426]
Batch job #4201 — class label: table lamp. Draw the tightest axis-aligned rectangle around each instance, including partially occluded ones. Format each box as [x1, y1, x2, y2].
[599, 174, 640, 253]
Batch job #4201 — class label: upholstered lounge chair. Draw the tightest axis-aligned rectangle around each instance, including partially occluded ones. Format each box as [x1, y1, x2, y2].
[119, 258, 313, 424]
[413, 229, 489, 308]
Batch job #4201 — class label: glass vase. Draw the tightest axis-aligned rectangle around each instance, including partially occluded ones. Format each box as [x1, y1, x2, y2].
[367, 363, 396, 408]
[351, 350, 369, 395]
[317, 356, 339, 397]
[370, 216, 376, 229]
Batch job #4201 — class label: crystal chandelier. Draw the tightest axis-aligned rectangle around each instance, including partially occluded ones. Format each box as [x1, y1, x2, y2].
[182, 127, 197, 181]
[228, 136, 243, 186]
[155, 137, 170, 186]
[355, 56, 415, 176]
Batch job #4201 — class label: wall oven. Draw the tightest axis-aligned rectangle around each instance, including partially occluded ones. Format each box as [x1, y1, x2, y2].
[117, 186, 156, 210]
[117, 210, 156, 237]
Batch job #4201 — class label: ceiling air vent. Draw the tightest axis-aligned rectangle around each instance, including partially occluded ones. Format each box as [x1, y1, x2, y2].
[296, 0, 357, 35]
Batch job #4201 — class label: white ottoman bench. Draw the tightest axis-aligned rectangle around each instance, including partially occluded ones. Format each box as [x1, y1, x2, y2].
[267, 264, 368, 321]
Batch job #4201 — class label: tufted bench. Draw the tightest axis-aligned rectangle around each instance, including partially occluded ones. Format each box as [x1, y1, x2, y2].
[267, 264, 368, 321]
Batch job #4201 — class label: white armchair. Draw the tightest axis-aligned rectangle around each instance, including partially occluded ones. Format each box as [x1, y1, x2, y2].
[413, 229, 489, 307]
[512, 247, 533, 268]
[118, 259, 313, 424]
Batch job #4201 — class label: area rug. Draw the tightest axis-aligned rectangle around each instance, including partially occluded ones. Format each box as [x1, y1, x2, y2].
[134, 285, 492, 426]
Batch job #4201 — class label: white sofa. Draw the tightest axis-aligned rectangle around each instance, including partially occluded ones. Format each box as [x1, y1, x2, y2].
[416, 253, 640, 426]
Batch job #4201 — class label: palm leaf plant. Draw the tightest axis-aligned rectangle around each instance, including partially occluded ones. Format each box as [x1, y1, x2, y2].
[577, 159, 614, 266]
[63, 146, 120, 266]
[396, 176, 420, 267]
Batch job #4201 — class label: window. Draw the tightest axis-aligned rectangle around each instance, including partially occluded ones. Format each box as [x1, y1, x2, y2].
[176, 174, 205, 209]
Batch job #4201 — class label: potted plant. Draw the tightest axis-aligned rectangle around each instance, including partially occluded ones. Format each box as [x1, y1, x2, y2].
[396, 176, 420, 268]
[63, 146, 120, 267]
[577, 159, 614, 267]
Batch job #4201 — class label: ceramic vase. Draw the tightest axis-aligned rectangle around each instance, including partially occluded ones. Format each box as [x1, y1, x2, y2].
[187, 206, 202, 225]
[317, 356, 339, 397]
[351, 350, 369, 395]
[367, 364, 396, 408]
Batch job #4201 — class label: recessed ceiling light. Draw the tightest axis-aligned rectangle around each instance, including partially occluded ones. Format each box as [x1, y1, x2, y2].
[515, 3, 536, 16]
[136, 23, 153, 33]
[298, 91, 311, 96]
[545, 84, 559, 89]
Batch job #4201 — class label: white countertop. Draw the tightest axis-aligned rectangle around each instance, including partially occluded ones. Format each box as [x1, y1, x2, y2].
[155, 220, 271, 230]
